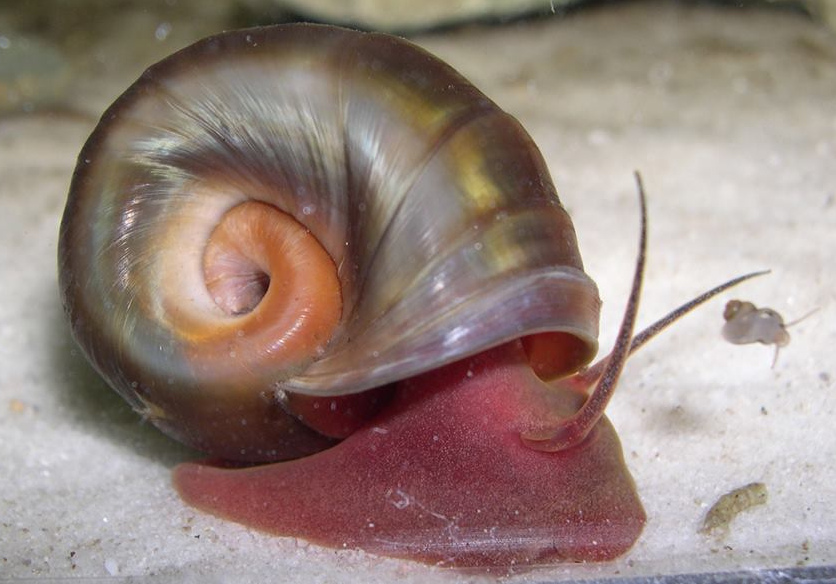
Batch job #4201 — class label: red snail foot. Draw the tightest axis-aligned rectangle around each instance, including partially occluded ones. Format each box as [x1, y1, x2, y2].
[174, 340, 645, 568]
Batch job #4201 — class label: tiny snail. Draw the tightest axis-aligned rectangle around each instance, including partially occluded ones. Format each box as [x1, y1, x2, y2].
[722, 300, 817, 368]
[58, 24, 765, 568]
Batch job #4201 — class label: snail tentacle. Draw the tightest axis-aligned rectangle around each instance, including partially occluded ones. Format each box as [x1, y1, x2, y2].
[523, 171, 647, 450]
[524, 174, 769, 451]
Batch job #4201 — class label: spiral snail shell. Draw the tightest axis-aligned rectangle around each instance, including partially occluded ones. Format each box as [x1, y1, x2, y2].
[58, 24, 764, 567]
[59, 23, 598, 462]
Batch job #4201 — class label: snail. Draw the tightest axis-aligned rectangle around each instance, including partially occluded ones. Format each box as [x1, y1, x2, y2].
[58, 24, 765, 568]
[722, 300, 817, 368]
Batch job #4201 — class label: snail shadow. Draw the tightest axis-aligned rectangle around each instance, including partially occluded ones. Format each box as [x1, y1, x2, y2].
[46, 297, 200, 468]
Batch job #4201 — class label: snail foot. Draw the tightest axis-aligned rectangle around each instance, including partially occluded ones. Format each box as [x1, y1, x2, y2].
[173, 341, 644, 568]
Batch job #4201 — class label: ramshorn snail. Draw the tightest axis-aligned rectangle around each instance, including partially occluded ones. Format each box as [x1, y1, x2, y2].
[58, 24, 764, 568]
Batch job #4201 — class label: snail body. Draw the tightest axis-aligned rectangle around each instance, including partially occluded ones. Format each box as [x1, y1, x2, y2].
[59, 24, 762, 567]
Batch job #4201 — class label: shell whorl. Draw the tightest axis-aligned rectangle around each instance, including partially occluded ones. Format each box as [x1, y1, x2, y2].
[58, 24, 601, 461]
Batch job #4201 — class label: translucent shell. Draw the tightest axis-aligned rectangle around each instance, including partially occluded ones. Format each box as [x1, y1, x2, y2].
[58, 24, 600, 460]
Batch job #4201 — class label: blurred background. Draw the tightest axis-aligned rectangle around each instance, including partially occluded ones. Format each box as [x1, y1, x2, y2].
[2, 0, 836, 119]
